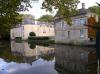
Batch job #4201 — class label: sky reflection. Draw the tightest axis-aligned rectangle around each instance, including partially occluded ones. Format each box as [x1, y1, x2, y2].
[0, 58, 31, 74]
[0, 58, 57, 74]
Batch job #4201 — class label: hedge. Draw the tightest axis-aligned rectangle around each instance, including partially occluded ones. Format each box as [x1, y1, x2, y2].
[28, 37, 49, 40]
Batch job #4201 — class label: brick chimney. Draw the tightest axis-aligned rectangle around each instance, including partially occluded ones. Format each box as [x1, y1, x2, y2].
[82, 3, 85, 9]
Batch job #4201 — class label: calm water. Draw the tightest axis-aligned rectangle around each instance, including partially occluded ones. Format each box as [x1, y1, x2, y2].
[0, 41, 99, 74]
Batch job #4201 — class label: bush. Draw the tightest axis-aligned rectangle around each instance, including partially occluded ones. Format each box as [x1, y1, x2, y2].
[29, 44, 36, 49]
[29, 32, 36, 37]
[28, 37, 50, 40]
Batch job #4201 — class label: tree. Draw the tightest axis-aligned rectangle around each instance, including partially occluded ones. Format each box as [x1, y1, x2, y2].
[21, 14, 35, 20]
[29, 32, 36, 37]
[88, 6, 100, 17]
[38, 14, 54, 22]
[0, 0, 35, 39]
[93, 3, 100, 61]
[87, 6, 100, 30]
[86, 3, 100, 60]
[42, 0, 79, 25]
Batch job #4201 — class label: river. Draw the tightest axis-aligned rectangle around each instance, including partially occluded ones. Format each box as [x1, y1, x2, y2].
[0, 41, 99, 74]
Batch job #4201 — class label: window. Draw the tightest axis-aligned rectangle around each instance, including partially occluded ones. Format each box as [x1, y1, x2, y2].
[23, 32, 24, 37]
[12, 33, 14, 37]
[62, 31, 65, 36]
[61, 21, 64, 28]
[80, 18, 86, 25]
[68, 31, 70, 38]
[74, 18, 87, 26]
[22, 26, 24, 30]
[49, 29, 50, 32]
[43, 29, 46, 33]
[74, 19, 80, 26]
[40, 25, 42, 27]
[80, 29, 84, 38]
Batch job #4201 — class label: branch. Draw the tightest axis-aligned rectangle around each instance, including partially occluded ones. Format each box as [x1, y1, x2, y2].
[84, 24, 100, 30]
[96, 2, 100, 6]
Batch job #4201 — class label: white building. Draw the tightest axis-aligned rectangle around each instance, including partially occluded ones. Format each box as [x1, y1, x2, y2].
[10, 17, 55, 40]
[54, 3, 98, 44]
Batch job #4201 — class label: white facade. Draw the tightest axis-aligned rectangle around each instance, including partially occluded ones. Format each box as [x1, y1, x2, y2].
[54, 12, 98, 43]
[10, 22, 55, 40]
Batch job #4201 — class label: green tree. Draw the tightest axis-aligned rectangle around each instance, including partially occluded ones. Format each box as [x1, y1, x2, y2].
[29, 32, 36, 37]
[42, 0, 79, 25]
[88, 6, 100, 17]
[87, 6, 100, 29]
[0, 0, 35, 39]
[38, 14, 54, 22]
[21, 14, 35, 20]
[83, 3, 100, 60]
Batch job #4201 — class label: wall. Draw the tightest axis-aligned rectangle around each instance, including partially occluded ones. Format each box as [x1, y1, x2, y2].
[54, 12, 98, 43]
[37, 24, 55, 37]
[10, 23, 55, 40]
[54, 17, 88, 43]
[23, 24, 38, 40]
[10, 26, 23, 39]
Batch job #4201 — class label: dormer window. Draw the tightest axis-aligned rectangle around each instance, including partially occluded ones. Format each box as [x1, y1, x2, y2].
[74, 18, 87, 26]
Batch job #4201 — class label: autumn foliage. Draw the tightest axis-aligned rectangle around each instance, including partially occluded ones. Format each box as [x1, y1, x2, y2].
[88, 17, 96, 38]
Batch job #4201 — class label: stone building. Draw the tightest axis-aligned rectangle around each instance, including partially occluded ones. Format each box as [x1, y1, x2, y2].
[10, 17, 55, 40]
[54, 3, 98, 44]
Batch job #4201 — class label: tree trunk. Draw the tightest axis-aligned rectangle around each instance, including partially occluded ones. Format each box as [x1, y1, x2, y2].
[96, 30, 100, 60]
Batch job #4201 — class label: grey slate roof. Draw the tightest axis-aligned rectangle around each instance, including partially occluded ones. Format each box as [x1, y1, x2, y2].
[54, 8, 89, 21]
[75, 8, 88, 16]
[22, 17, 35, 24]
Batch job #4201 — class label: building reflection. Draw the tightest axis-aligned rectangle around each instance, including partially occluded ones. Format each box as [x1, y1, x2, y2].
[55, 45, 98, 74]
[11, 41, 55, 63]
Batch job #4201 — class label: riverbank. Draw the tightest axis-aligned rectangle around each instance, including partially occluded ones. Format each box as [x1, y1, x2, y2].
[55, 40, 96, 47]
[12, 38, 96, 47]
[28, 40, 55, 46]
[11, 39, 55, 46]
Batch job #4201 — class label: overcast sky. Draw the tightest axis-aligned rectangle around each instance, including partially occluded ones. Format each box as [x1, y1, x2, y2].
[20, 0, 100, 19]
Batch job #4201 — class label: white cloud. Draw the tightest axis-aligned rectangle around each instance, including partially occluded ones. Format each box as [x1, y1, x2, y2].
[78, 0, 100, 8]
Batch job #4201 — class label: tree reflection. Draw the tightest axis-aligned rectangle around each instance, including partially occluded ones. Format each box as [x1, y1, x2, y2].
[0, 42, 23, 63]
[29, 43, 36, 49]
[0, 41, 55, 64]
[40, 53, 54, 61]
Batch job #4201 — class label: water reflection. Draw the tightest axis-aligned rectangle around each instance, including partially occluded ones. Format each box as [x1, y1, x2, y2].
[55, 45, 98, 74]
[0, 58, 57, 74]
[0, 58, 31, 74]
[0, 41, 99, 74]
[0, 41, 56, 74]
[11, 41, 55, 63]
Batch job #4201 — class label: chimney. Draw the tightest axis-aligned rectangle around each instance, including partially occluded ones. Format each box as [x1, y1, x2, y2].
[82, 3, 85, 9]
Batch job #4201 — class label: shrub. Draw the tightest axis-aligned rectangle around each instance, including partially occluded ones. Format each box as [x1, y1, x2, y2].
[28, 37, 50, 40]
[29, 32, 36, 37]
[29, 44, 36, 49]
